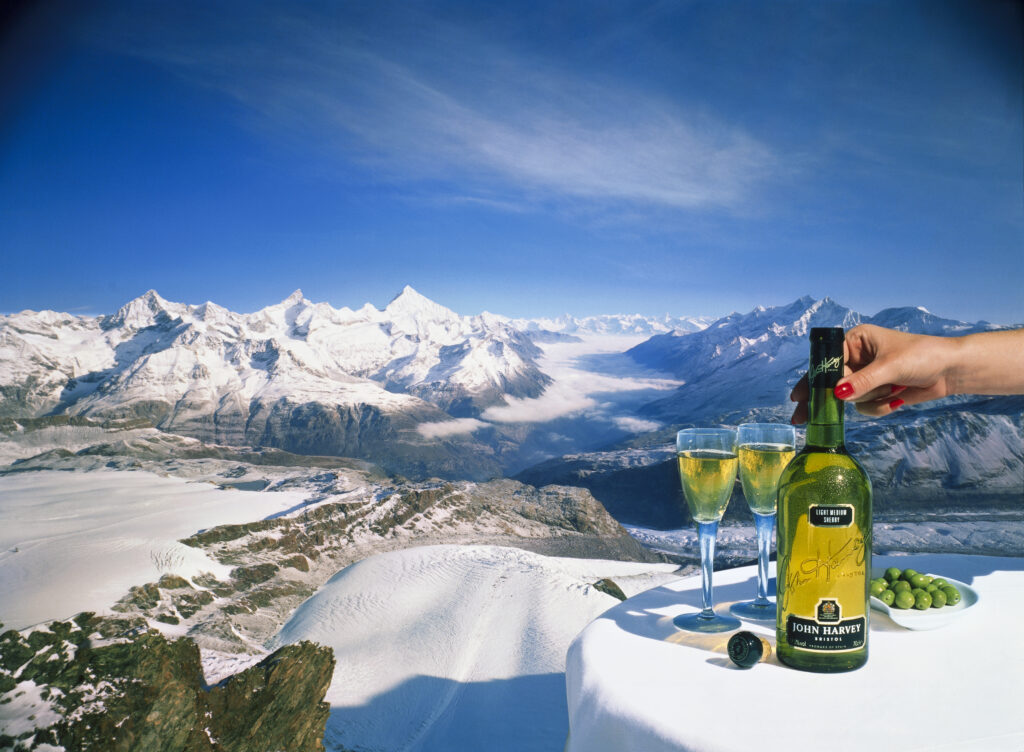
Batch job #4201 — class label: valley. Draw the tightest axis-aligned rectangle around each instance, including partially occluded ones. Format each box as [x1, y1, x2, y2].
[1, 289, 1021, 751]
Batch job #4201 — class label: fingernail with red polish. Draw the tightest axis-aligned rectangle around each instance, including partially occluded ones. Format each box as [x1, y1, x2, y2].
[889, 398, 905, 410]
[891, 385, 907, 395]
[834, 382, 854, 399]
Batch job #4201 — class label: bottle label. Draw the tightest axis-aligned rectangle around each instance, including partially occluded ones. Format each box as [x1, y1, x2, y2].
[809, 355, 842, 386]
[782, 614, 864, 655]
[809, 335, 844, 388]
[808, 504, 853, 527]
[778, 504, 869, 655]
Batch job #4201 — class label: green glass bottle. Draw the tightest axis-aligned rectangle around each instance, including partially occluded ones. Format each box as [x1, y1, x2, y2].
[776, 327, 872, 672]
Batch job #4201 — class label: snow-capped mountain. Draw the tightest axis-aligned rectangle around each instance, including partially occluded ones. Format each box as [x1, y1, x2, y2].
[626, 295, 1002, 424]
[508, 312, 711, 337]
[0, 286, 550, 477]
[3, 291, 1020, 498]
[518, 296, 1022, 528]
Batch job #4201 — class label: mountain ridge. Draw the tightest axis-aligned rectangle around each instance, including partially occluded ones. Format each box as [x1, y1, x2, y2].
[2, 290, 1019, 493]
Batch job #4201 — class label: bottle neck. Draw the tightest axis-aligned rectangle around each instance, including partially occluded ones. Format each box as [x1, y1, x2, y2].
[806, 386, 846, 449]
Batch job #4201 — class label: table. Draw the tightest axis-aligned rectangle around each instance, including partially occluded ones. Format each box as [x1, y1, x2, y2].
[565, 554, 1024, 752]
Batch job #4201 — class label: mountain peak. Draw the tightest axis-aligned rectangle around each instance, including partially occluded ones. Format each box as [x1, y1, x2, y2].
[105, 289, 179, 330]
[387, 285, 430, 307]
[282, 289, 305, 306]
[384, 285, 458, 321]
[129, 289, 170, 309]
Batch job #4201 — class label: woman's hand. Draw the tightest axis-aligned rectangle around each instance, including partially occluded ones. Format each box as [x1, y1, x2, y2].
[789, 324, 950, 422]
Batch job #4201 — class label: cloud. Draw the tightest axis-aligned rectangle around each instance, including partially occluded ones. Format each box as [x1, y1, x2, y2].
[612, 416, 662, 433]
[481, 383, 598, 424]
[108, 5, 779, 214]
[416, 418, 488, 438]
[482, 337, 682, 425]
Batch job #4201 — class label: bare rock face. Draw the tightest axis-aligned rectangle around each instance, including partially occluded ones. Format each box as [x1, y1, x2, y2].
[0, 614, 334, 752]
[206, 643, 334, 752]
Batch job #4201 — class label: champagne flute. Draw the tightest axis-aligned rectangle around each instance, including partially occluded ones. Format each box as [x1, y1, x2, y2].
[673, 427, 742, 633]
[729, 423, 797, 621]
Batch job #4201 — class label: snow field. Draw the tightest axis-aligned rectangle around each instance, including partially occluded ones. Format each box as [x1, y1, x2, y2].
[0, 470, 312, 630]
[271, 544, 681, 752]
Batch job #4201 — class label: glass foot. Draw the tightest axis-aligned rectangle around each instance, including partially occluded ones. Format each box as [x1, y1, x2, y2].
[729, 599, 776, 621]
[673, 611, 741, 633]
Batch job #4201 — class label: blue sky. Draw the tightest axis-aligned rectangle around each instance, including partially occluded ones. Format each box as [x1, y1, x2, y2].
[1, 1, 1021, 323]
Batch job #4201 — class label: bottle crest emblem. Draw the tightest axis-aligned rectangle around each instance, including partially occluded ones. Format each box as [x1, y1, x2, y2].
[817, 599, 840, 623]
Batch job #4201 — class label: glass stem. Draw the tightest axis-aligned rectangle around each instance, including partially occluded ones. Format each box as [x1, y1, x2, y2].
[696, 520, 719, 618]
[753, 512, 775, 605]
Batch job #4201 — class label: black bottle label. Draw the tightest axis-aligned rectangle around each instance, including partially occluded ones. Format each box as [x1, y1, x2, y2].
[786, 612, 866, 651]
[809, 329, 845, 388]
[808, 504, 854, 527]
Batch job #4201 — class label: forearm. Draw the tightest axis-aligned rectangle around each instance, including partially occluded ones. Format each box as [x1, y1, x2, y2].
[944, 329, 1024, 396]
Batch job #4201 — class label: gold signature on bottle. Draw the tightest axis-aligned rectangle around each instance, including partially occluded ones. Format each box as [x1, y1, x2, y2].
[780, 536, 865, 609]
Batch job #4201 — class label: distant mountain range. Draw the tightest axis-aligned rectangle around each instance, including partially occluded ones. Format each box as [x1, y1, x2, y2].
[2, 289, 1021, 514]
[626, 295, 998, 425]
[507, 312, 712, 337]
[1, 286, 558, 477]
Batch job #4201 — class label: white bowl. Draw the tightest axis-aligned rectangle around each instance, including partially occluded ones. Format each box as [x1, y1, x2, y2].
[870, 569, 979, 631]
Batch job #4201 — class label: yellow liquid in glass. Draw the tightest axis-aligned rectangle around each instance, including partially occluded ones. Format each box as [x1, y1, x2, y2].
[738, 443, 796, 514]
[677, 450, 738, 523]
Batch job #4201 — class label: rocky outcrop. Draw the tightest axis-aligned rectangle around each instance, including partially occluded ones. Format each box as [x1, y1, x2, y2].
[514, 448, 730, 529]
[236, 398, 503, 481]
[205, 643, 334, 752]
[592, 578, 628, 601]
[0, 614, 333, 752]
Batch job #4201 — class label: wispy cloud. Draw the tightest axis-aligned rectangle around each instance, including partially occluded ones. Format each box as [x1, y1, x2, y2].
[481, 336, 682, 424]
[612, 416, 662, 433]
[416, 418, 488, 438]
[107, 5, 779, 215]
[480, 383, 599, 424]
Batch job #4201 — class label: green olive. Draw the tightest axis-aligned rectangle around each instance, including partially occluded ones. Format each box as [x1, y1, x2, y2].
[870, 581, 888, 597]
[926, 583, 939, 593]
[931, 577, 948, 588]
[910, 573, 930, 588]
[878, 589, 896, 606]
[893, 590, 915, 609]
[913, 591, 932, 610]
[900, 569, 919, 582]
[892, 580, 911, 593]
[884, 567, 902, 583]
[930, 589, 947, 608]
[941, 585, 961, 606]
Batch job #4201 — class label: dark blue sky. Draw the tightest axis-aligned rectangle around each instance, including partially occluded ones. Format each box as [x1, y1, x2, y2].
[1, 1, 1021, 323]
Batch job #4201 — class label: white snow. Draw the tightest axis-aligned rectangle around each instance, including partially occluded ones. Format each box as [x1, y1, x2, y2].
[0, 470, 311, 630]
[200, 649, 270, 687]
[507, 312, 711, 336]
[270, 544, 680, 752]
[0, 681, 63, 741]
[0, 286, 545, 421]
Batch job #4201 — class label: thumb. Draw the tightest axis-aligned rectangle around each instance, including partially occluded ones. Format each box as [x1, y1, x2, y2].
[835, 358, 901, 401]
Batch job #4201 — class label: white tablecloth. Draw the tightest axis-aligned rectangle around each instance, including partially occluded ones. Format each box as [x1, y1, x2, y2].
[566, 554, 1024, 752]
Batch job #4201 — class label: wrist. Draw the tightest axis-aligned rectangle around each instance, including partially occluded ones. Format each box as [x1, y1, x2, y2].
[940, 335, 969, 396]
